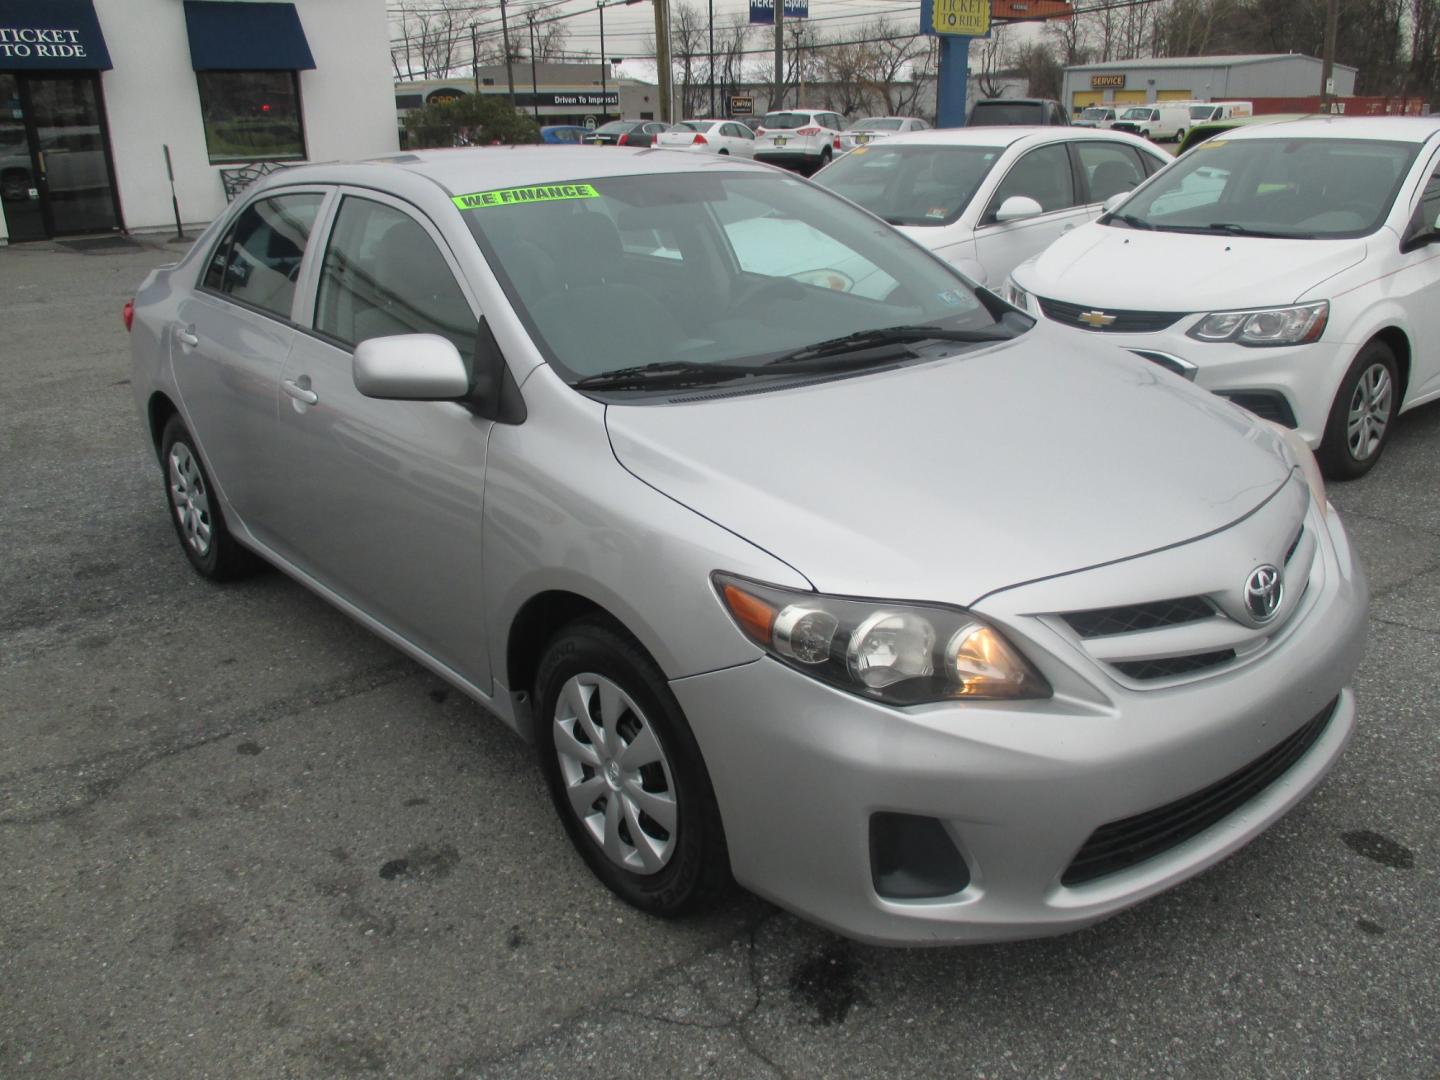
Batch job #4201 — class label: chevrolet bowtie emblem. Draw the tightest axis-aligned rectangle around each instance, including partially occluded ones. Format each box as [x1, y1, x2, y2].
[1078, 310, 1117, 328]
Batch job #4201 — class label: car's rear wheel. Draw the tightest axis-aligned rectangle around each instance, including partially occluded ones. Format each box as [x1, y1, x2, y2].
[160, 415, 258, 580]
[535, 617, 729, 916]
[1174, 127, 1186, 143]
[1316, 340, 1400, 480]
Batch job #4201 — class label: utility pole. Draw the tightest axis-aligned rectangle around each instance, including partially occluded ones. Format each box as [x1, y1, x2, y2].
[708, 0, 715, 118]
[470, 24, 480, 95]
[528, 13, 540, 124]
[599, 2, 608, 121]
[500, 0, 516, 108]
[773, 0, 783, 113]
[1320, 0, 1339, 112]
[653, 0, 673, 122]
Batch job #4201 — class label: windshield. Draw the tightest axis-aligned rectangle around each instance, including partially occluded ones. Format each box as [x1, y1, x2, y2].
[814, 144, 1001, 227]
[459, 171, 1017, 392]
[1080, 108, 1110, 121]
[969, 102, 1041, 125]
[855, 118, 905, 131]
[1189, 105, 1220, 122]
[1110, 137, 1418, 239]
[1120, 108, 1151, 120]
[762, 112, 816, 130]
[675, 121, 715, 132]
[594, 121, 636, 135]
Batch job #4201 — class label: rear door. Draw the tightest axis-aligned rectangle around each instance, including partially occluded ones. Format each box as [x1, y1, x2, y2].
[1072, 140, 1155, 218]
[173, 188, 329, 539]
[972, 142, 1087, 284]
[271, 189, 493, 687]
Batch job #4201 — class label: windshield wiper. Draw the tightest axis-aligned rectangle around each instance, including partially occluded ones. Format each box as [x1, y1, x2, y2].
[1207, 222, 1314, 239]
[767, 324, 1017, 367]
[572, 360, 759, 391]
[1106, 212, 1153, 230]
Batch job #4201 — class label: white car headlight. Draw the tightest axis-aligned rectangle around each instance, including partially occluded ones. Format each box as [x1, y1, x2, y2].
[1004, 279, 1033, 312]
[714, 573, 1050, 705]
[1187, 301, 1328, 347]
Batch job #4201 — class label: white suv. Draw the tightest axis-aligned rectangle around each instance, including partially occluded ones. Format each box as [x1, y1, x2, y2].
[1008, 115, 1440, 478]
[754, 108, 846, 172]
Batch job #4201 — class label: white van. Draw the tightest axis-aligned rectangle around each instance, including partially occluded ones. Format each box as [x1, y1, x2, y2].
[1187, 101, 1253, 124]
[1112, 103, 1191, 142]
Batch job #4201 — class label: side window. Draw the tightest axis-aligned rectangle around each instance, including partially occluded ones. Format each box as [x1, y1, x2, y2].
[1076, 142, 1147, 202]
[826, 114, 844, 132]
[205, 192, 323, 318]
[986, 144, 1077, 218]
[314, 196, 475, 354]
[1412, 160, 1440, 232]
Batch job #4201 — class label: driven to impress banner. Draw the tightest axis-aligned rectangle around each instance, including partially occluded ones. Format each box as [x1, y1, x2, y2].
[748, 0, 808, 25]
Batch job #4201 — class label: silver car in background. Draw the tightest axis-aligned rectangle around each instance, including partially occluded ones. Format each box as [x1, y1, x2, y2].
[128, 148, 1366, 945]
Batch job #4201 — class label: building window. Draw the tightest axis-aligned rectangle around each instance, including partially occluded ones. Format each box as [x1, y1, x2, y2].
[196, 70, 306, 164]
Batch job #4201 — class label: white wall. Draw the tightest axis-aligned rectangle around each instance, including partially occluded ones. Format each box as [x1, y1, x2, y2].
[97, 0, 397, 232]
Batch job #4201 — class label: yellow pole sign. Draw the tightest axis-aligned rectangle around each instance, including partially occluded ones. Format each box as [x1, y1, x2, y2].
[931, 0, 990, 36]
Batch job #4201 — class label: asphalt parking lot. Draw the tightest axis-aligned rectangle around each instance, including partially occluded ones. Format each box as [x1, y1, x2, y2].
[2, 238, 1438, 1079]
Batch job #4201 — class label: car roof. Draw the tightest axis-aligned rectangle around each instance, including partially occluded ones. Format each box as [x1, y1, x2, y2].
[254, 146, 773, 199]
[856, 126, 1163, 152]
[1216, 114, 1440, 143]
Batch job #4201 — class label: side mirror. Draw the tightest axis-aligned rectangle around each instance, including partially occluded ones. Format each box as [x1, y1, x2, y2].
[353, 334, 469, 400]
[1102, 192, 1129, 214]
[1400, 209, 1440, 254]
[994, 195, 1044, 223]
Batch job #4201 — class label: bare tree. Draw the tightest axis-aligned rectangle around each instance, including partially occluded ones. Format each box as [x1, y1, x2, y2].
[522, 4, 572, 62]
[391, 1, 468, 79]
[972, 24, 1010, 98]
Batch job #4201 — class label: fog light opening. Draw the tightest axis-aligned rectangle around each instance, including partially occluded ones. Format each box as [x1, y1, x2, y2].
[870, 812, 970, 900]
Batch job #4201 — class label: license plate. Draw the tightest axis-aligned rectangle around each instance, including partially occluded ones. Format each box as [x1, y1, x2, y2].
[774, 136, 787, 147]
[857, 134, 870, 144]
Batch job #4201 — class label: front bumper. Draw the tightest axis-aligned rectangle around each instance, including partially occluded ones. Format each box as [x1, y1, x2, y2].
[672, 505, 1366, 945]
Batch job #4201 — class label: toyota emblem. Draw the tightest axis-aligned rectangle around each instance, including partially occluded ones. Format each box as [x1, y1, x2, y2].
[1244, 565, 1284, 623]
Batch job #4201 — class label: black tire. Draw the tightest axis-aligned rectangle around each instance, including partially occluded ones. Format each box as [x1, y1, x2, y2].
[1174, 128, 1185, 144]
[1316, 340, 1400, 481]
[159, 415, 258, 580]
[535, 616, 730, 917]
[718, 148, 729, 155]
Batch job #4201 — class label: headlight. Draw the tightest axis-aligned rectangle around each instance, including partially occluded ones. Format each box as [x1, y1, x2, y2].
[1262, 420, 1327, 511]
[1187, 301, 1328, 347]
[1004, 279, 1032, 312]
[713, 573, 1051, 705]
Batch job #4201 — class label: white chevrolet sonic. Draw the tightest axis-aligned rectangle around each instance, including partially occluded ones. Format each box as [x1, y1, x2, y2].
[1008, 116, 1440, 479]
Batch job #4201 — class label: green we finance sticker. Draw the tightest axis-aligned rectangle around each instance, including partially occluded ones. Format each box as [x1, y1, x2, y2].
[452, 183, 599, 209]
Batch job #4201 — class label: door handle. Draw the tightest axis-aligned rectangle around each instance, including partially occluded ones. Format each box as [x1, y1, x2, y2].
[36, 150, 45, 177]
[283, 378, 319, 405]
[174, 327, 199, 347]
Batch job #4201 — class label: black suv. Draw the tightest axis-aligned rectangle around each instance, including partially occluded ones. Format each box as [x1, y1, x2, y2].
[967, 99, 1070, 127]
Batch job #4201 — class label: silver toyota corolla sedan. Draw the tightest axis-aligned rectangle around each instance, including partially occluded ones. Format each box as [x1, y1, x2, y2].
[127, 147, 1367, 945]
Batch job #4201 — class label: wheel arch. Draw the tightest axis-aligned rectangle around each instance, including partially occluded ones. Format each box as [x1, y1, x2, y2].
[147, 391, 180, 459]
[1368, 325, 1412, 402]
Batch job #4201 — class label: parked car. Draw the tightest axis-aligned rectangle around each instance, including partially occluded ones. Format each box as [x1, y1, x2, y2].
[585, 119, 671, 147]
[814, 127, 1169, 287]
[655, 119, 757, 156]
[753, 108, 846, 172]
[1112, 102, 1191, 142]
[1008, 115, 1440, 478]
[834, 116, 928, 152]
[1074, 106, 1118, 129]
[127, 146, 1366, 945]
[968, 98, 1069, 126]
[1177, 112, 1309, 155]
[540, 125, 589, 145]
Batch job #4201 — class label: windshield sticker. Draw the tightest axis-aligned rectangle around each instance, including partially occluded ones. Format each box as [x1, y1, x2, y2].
[926, 207, 948, 219]
[452, 183, 599, 209]
[1199, 140, 1227, 149]
[937, 290, 965, 307]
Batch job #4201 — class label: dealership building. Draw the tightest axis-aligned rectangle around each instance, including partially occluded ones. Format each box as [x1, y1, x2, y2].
[1062, 53, 1358, 113]
[0, 0, 397, 244]
[396, 65, 661, 135]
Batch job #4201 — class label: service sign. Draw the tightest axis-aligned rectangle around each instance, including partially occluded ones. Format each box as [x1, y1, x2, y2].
[748, 0, 808, 25]
[1090, 73, 1126, 89]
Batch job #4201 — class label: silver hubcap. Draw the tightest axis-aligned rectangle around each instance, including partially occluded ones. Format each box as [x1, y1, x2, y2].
[1346, 363, 1392, 462]
[553, 673, 677, 874]
[167, 443, 213, 557]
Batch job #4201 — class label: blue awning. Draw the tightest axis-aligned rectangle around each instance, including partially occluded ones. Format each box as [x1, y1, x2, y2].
[0, 0, 112, 70]
[183, 1, 315, 72]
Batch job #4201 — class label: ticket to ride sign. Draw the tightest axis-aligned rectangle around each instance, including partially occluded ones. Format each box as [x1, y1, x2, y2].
[931, 0, 990, 35]
[919, 0, 991, 37]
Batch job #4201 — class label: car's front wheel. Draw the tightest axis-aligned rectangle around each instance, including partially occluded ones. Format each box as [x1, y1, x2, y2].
[1316, 340, 1400, 480]
[535, 617, 729, 916]
[159, 415, 258, 580]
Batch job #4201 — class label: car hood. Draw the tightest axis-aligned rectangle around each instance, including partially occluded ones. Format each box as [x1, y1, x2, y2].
[1017, 224, 1369, 309]
[604, 326, 1291, 605]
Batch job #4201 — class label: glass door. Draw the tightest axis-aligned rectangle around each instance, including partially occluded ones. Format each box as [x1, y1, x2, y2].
[19, 73, 121, 236]
[0, 73, 45, 243]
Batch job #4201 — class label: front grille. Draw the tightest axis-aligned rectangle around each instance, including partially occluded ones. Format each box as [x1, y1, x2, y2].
[1039, 296, 1185, 334]
[1218, 390, 1298, 428]
[1062, 698, 1338, 885]
[1063, 596, 1214, 639]
[1112, 649, 1235, 681]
